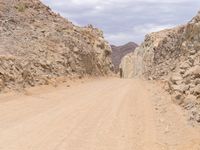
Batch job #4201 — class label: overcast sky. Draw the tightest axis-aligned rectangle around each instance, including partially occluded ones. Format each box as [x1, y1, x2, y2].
[41, 0, 200, 45]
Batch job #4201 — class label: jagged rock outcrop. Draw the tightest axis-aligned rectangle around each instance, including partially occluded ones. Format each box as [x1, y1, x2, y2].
[111, 42, 138, 72]
[121, 26, 185, 78]
[121, 11, 200, 123]
[0, 0, 113, 91]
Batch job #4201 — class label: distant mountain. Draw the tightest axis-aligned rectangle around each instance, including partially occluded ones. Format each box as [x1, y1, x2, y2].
[111, 42, 138, 72]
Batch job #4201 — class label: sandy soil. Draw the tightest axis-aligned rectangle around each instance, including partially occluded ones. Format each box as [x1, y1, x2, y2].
[0, 78, 200, 150]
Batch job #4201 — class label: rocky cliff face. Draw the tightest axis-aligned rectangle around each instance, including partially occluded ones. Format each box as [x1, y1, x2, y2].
[111, 42, 138, 72]
[0, 0, 113, 91]
[121, 26, 184, 78]
[121, 11, 200, 123]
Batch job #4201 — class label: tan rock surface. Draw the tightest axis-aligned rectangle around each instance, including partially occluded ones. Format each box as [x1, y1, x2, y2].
[0, 0, 113, 92]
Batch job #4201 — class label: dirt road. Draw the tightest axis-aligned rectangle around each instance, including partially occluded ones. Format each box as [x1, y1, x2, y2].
[0, 78, 200, 150]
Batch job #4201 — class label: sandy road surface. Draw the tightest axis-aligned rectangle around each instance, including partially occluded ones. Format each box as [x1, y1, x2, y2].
[0, 78, 200, 150]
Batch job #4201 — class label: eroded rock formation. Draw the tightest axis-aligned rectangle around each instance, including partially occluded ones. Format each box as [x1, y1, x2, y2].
[0, 0, 113, 91]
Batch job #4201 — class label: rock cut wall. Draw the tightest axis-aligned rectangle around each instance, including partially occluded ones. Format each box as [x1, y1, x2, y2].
[0, 0, 113, 91]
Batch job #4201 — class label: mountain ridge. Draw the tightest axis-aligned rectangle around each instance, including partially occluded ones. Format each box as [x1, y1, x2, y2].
[111, 42, 138, 72]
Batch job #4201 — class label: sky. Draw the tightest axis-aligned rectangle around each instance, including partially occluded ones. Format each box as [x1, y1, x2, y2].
[41, 0, 200, 45]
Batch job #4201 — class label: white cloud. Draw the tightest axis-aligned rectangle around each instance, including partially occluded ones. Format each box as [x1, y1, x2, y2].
[105, 24, 174, 45]
[105, 33, 135, 46]
[42, 0, 200, 45]
[132, 24, 174, 35]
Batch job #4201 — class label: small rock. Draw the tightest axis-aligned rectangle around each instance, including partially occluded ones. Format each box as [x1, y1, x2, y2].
[171, 91, 184, 105]
[190, 49, 196, 55]
[193, 84, 200, 95]
[194, 55, 200, 65]
[196, 114, 200, 123]
[180, 62, 190, 70]
[194, 79, 200, 85]
[184, 95, 197, 103]
[73, 47, 79, 52]
[180, 69, 186, 74]
[163, 82, 170, 91]
[191, 107, 198, 116]
[185, 65, 200, 78]
[183, 95, 197, 109]
[188, 55, 195, 64]
[171, 84, 189, 93]
[170, 74, 183, 84]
